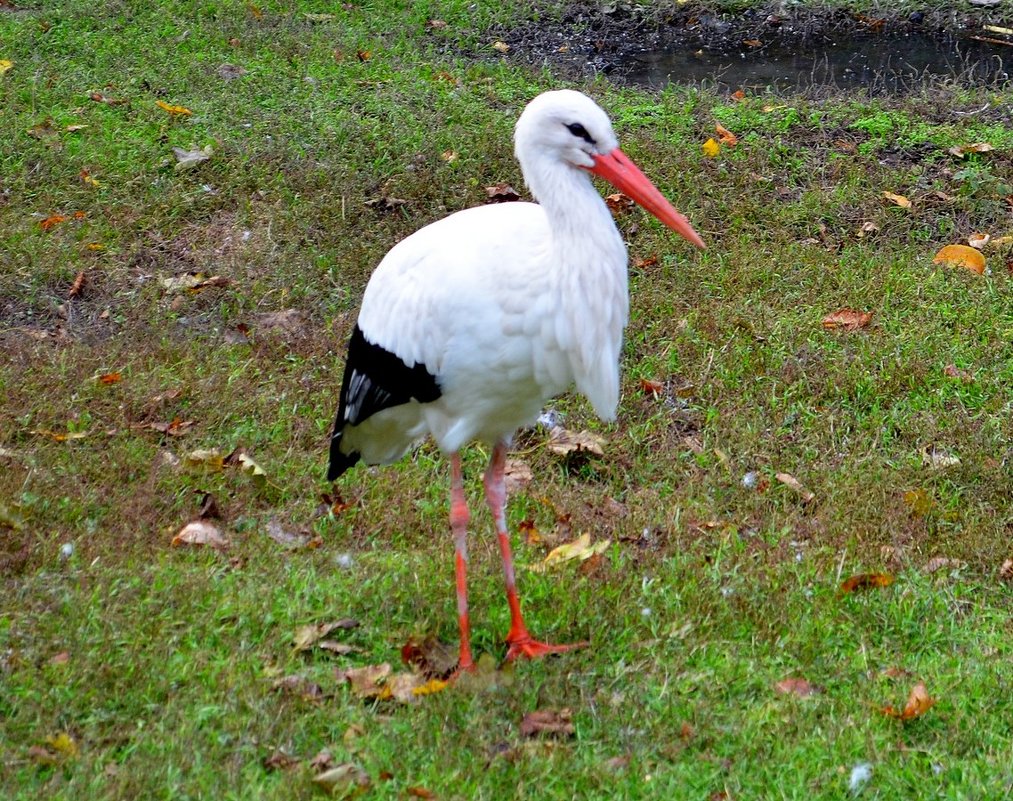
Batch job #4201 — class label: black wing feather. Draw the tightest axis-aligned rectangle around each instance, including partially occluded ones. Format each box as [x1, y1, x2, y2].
[327, 324, 441, 480]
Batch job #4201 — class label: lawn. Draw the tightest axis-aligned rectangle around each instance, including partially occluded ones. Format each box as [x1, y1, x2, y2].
[2, 1, 1012, 799]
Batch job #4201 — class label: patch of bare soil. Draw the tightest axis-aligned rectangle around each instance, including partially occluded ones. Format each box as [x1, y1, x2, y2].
[487, 2, 1012, 88]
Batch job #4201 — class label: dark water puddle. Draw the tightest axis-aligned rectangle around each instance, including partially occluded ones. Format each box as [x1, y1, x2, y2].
[621, 32, 1011, 93]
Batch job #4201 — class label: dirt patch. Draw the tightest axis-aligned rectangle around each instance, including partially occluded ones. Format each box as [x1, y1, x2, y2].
[489, 3, 1013, 92]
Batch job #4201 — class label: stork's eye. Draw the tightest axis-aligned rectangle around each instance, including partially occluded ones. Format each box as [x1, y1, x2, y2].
[566, 122, 595, 145]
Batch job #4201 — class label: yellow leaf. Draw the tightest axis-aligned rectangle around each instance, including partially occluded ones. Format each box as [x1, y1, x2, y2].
[701, 138, 720, 158]
[156, 100, 193, 116]
[0, 59, 13, 75]
[185, 449, 225, 470]
[79, 169, 100, 187]
[529, 532, 611, 573]
[932, 244, 985, 275]
[45, 732, 79, 758]
[882, 191, 911, 208]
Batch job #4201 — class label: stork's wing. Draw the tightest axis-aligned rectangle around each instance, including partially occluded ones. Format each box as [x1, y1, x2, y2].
[327, 325, 441, 480]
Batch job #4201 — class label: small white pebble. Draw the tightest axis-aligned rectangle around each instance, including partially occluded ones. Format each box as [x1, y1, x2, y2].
[334, 553, 354, 569]
[849, 762, 873, 794]
[640, 607, 652, 617]
[795, 551, 804, 563]
[741, 471, 758, 488]
[932, 763, 943, 775]
[720, 586, 733, 598]
[536, 409, 561, 428]
[242, 230, 252, 242]
[59, 542, 74, 560]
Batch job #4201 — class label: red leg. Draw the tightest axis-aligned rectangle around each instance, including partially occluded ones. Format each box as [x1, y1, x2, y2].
[449, 453, 474, 672]
[484, 442, 588, 661]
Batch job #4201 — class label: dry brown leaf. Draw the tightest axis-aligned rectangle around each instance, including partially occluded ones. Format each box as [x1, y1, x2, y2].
[484, 182, 520, 202]
[147, 419, 194, 436]
[821, 309, 873, 332]
[519, 519, 542, 545]
[903, 488, 934, 517]
[50, 651, 70, 665]
[68, 270, 87, 297]
[633, 254, 658, 269]
[185, 449, 225, 470]
[547, 426, 605, 457]
[318, 641, 360, 656]
[407, 787, 436, 799]
[857, 221, 879, 238]
[933, 244, 985, 275]
[743, 38, 763, 47]
[171, 520, 229, 549]
[310, 748, 335, 771]
[715, 122, 737, 147]
[882, 681, 936, 720]
[840, 572, 894, 593]
[97, 372, 121, 385]
[262, 749, 300, 771]
[520, 709, 575, 738]
[948, 142, 994, 157]
[774, 677, 819, 697]
[920, 444, 960, 470]
[39, 213, 67, 231]
[503, 459, 533, 493]
[942, 364, 973, 382]
[774, 472, 815, 503]
[882, 191, 912, 208]
[426, 19, 448, 30]
[605, 192, 635, 212]
[89, 91, 128, 106]
[440, 149, 458, 163]
[312, 763, 371, 795]
[730, 89, 746, 101]
[639, 377, 664, 397]
[293, 619, 359, 651]
[999, 559, 1013, 582]
[265, 518, 313, 549]
[968, 232, 990, 249]
[491, 40, 510, 53]
[339, 663, 392, 696]
[923, 556, 966, 574]
[401, 636, 459, 679]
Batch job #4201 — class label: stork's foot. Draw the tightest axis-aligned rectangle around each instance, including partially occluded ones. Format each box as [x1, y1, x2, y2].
[505, 634, 589, 662]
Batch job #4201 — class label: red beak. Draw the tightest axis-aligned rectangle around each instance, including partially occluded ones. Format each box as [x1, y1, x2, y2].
[588, 148, 705, 250]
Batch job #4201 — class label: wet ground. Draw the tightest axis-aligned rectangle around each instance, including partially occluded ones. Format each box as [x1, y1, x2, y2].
[495, 4, 1013, 94]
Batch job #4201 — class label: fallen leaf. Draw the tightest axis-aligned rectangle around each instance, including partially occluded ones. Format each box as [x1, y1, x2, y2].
[227, 449, 267, 487]
[440, 149, 458, 163]
[28, 118, 59, 140]
[857, 221, 879, 238]
[483, 182, 520, 202]
[519, 709, 575, 738]
[39, 213, 67, 231]
[605, 192, 635, 213]
[262, 750, 300, 771]
[840, 572, 894, 593]
[97, 372, 121, 385]
[185, 449, 225, 470]
[407, 787, 436, 799]
[89, 91, 128, 106]
[948, 142, 994, 157]
[774, 677, 819, 697]
[519, 519, 542, 545]
[426, 19, 448, 30]
[318, 641, 360, 656]
[730, 89, 746, 101]
[302, 12, 336, 21]
[882, 681, 936, 720]
[933, 244, 985, 275]
[294, 619, 359, 651]
[639, 377, 664, 397]
[66, 123, 88, 132]
[491, 40, 510, 53]
[923, 556, 966, 574]
[433, 70, 456, 84]
[364, 195, 406, 212]
[715, 123, 737, 147]
[49, 651, 71, 665]
[310, 748, 335, 771]
[882, 191, 912, 208]
[547, 426, 605, 457]
[774, 472, 815, 502]
[821, 309, 873, 332]
[272, 675, 325, 703]
[633, 254, 658, 269]
[197, 492, 221, 520]
[246, 2, 263, 19]
[77, 168, 100, 187]
[530, 532, 611, 573]
[968, 232, 990, 249]
[172, 145, 212, 171]
[265, 518, 313, 549]
[401, 636, 459, 679]
[356, 49, 371, 62]
[171, 520, 229, 549]
[32, 429, 89, 442]
[920, 444, 960, 470]
[743, 38, 763, 47]
[217, 63, 247, 80]
[147, 419, 194, 437]
[701, 137, 721, 158]
[503, 459, 533, 493]
[312, 763, 371, 796]
[67, 270, 87, 298]
[0, 59, 12, 75]
[999, 559, 1013, 582]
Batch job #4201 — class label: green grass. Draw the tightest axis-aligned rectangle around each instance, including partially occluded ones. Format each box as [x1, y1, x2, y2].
[3, 1, 1013, 798]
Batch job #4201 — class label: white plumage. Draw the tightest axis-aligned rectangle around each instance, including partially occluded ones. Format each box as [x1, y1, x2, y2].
[328, 89, 703, 670]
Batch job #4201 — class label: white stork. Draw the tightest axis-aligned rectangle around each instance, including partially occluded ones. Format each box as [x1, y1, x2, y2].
[328, 89, 704, 672]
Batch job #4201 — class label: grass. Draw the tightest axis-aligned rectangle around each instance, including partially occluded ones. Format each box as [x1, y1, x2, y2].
[3, 0, 1013, 798]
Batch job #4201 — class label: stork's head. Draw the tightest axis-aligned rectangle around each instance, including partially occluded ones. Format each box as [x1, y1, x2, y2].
[514, 90, 705, 250]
